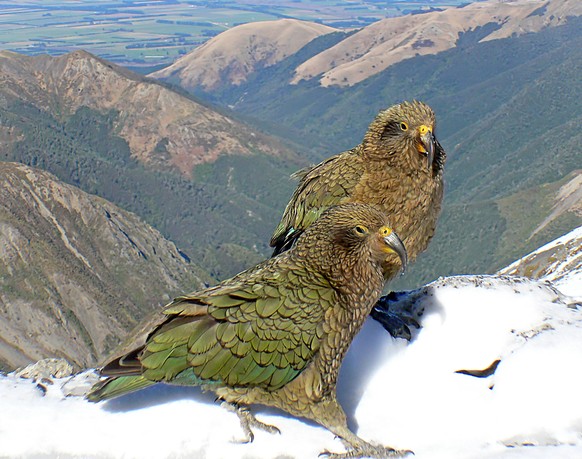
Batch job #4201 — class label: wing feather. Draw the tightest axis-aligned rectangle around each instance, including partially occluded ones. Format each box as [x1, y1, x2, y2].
[270, 149, 363, 254]
[125, 259, 334, 391]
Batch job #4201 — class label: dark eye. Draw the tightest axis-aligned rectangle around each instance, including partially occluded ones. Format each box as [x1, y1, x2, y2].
[354, 225, 368, 235]
[400, 122, 408, 131]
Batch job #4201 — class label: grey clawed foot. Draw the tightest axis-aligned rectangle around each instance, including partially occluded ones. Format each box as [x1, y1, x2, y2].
[319, 443, 413, 459]
[222, 401, 281, 443]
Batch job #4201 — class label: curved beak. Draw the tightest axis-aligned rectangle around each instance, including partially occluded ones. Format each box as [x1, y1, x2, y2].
[420, 130, 436, 170]
[384, 231, 408, 274]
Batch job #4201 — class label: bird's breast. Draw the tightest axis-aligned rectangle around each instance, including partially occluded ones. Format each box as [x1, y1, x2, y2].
[354, 171, 443, 262]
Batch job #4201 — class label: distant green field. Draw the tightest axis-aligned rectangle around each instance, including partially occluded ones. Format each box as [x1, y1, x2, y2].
[0, 0, 475, 66]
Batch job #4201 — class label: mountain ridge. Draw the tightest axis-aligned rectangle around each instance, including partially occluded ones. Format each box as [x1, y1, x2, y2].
[293, 0, 581, 87]
[155, 0, 582, 92]
[0, 49, 295, 176]
[0, 49, 306, 280]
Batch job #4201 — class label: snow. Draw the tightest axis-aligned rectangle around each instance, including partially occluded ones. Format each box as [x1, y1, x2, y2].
[535, 225, 582, 297]
[352, 276, 582, 458]
[501, 225, 582, 299]
[551, 267, 582, 298]
[1, 274, 581, 459]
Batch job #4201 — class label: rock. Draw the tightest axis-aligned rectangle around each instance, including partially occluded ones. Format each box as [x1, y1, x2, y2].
[12, 358, 74, 380]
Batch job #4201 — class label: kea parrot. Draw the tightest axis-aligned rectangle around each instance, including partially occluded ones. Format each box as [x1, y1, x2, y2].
[270, 100, 446, 338]
[88, 203, 410, 458]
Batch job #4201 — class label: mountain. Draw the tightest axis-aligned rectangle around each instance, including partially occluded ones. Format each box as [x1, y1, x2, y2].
[153, 3, 582, 288]
[2, 3, 579, 291]
[157, 0, 581, 92]
[0, 50, 304, 279]
[292, 0, 581, 87]
[0, 49, 293, 176]
[499, 224, 582, 296]
[151, 19, 337, 90]
[0, 162, 210, 372]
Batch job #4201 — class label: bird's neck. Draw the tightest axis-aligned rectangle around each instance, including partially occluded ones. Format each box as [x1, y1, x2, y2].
[313, 260, 384, 395]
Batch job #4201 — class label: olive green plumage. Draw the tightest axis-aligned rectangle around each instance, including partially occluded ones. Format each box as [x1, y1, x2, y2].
[87, 203, 409, 458]
[271, 100, 446, 280]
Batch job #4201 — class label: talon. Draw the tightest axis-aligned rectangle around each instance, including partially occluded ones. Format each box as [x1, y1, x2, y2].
[371, 303, 420, 340]
[222, 401, 281, 443]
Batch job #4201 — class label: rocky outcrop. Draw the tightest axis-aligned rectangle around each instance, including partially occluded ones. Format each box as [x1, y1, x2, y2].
[499, 225, 582, 289]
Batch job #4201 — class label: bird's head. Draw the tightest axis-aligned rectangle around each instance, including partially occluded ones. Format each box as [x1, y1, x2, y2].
[299, 203, 407, 276]
[362, 100, 446, 175]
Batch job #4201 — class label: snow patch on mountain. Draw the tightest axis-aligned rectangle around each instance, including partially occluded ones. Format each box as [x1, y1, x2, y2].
[500, 225, 582, 298]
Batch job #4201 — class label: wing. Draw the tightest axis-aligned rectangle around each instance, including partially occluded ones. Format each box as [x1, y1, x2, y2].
[270, 149, 363, 255]
[138, 259, 332, 391]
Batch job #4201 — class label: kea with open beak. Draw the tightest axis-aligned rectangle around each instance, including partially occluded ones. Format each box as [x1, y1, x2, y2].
[270, 100, 445, 337]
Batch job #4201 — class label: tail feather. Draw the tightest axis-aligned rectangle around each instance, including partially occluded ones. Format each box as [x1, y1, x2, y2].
[99, 345, 144, 377]
[87, 375, 155, 402]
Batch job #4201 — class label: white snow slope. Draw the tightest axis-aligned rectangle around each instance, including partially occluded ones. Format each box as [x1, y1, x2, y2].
[501, 225, 582, 299]
[1, 239, 581, 459]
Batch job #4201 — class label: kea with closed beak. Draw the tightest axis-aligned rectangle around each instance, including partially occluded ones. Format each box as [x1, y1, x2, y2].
[88, 203, 409, 458]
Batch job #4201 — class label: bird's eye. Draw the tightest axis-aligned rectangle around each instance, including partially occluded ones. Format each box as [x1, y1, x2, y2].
[354, 225, 368, 235]
[400, 122, 408, 131]
[380, 227, 392, 237]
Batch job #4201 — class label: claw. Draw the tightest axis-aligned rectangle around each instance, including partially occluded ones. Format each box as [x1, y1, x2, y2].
[371, 293, 422, 340]
[370, 306, 421, 340]
[222, 401, 281, 443]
